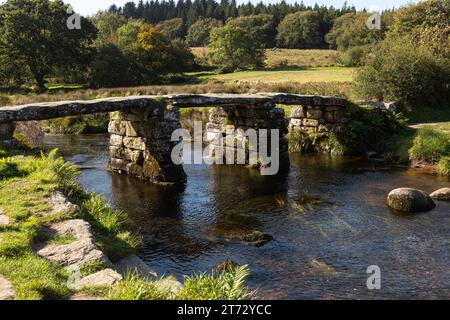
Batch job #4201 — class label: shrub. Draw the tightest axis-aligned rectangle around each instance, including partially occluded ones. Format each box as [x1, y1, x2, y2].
[437, 156, 450, 175]
[356, 36, 449, 110]
[409, 128, 450, 163]
[338, 46, 367, 67]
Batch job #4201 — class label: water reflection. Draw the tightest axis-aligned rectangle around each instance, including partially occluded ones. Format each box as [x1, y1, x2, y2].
[43, 134, 450, 299]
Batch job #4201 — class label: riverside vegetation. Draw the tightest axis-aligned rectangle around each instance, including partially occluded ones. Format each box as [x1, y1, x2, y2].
[0, 146, 254, 300]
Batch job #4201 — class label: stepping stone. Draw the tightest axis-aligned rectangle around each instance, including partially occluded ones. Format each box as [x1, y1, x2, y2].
[0, 275, 15, 300]
[430, 188, 450, 201]
[34, 219, 110, 268]
[43, 192, 79, 216]
[74, 269, 122, 290]
[114, 254, 157, 279]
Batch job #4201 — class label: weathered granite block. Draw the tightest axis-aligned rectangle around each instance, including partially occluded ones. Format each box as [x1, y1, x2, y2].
[110, 134, 123, 147]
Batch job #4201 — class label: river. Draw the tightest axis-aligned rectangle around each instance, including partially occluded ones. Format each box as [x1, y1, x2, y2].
[43, 133, 450, 299]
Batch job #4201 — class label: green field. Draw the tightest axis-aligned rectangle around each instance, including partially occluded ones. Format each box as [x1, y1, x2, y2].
[189, 67, 355, 83]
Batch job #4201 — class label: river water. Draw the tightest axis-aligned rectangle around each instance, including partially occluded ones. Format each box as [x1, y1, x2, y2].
[43, 133, 450, 299]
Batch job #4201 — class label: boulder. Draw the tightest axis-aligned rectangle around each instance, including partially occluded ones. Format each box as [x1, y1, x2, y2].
[74, 269, 122, 290]
[0, 275, 15, 300]
[114, 254, 157, 279]
[430, 188, 450, 201]
[44, 191, 79, 216]
[387, 188, 436, 213]
[242, 231, 273, 247]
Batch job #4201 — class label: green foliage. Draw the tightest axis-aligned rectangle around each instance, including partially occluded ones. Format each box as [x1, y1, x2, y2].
[276, 11, 323, 49]
[356, 36, 450, 110]
[43, 114, 109, 134]
[207, 25, 265, 70]
[90, 11, 124, 46]
[0, 0, 97, 91]
[337, 46, 367, 67]
[108, 273, 172, 300]
[156, 18, 185, 39]
[0, 159, 26, 180]
[186, 18, 223, 47]
[437, 156, 450, 175]
[79, 195, 141, 261]
[178, 265, 254, 300]
[409, 128, 450, 163]
[325, 12, 385, 51]
[117, 19, 144, 50]
[227, 14, 275, 48]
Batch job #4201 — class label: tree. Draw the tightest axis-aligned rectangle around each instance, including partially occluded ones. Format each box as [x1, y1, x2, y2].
[276, 11, 322, 49]
[117, 19, 145, 50]
[227, 14, 275, 48]
[186, 17, 223, 47]
[0, 0, 96, 91]
[156, 18, 185, 39]
[356, 36, 449, 110]
[325, 12, 384, 51]
[207, 25, 265, 70]
[90, 11, 125, 46]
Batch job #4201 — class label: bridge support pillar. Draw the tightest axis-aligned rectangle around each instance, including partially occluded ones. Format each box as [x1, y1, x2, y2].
[205, 102, 290, 173]
[108, 105, 186, 185]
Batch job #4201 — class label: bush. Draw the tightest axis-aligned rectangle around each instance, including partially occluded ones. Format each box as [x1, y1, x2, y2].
[409, 128, 450, 163]
[338, 46, 367, 67]
[438, 156, 450, 175]
[356, 36, 450, 110]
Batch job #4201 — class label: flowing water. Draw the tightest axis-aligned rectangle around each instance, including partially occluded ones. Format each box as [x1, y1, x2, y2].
[43, 133, 450, 300]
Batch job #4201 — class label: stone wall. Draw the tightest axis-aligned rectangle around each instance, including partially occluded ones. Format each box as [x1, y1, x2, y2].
[288, 104, 349, 135]
[108, 105, 186, 184]
[205, 102, 290, 171]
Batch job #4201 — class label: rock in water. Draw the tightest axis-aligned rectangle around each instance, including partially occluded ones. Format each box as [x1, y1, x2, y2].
[430, 188, 450, 201]
[387, 188, 436, 213]
[242, 231, 273, 247]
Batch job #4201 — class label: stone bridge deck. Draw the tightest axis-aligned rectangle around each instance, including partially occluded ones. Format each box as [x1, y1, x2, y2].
[0, 94, 345, 123]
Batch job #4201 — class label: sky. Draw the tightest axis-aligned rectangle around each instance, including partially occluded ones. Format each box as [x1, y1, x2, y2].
[62, 0, 418, 16]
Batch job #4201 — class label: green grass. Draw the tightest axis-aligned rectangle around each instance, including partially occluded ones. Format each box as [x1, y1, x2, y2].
[409, 128, 450, 163]
[191, 47, 340, 68]
[438, 157, 450, 175]
[0, 149, 140, 299]
[406, 107, 450, 124]
[108, 265, 255, 300]
[188, 66, 355, 84]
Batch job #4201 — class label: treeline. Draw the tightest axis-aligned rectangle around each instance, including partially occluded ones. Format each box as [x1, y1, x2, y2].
[109, 0, 358, 48]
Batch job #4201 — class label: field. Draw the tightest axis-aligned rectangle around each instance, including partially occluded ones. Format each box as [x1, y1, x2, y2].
[191, 48, 340, 68]
[190, 66, 355, 84]
[190, 48, 354, 84]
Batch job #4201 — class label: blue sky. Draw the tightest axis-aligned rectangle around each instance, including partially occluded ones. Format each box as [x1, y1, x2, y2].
[64, 0, 418, 16]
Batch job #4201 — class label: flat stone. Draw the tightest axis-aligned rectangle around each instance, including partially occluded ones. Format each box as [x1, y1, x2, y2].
[114, 254, 157, 279]
[430, 188, 450, 201]
[123, 137, 146, 151]
[34, 219, 110, 268]
[108, 120, 126, 135]
[44, 192, 79, 216]
[110, 134, 124, 147]
[0, 275, 15, 300]
[74, 269, 122, 290]
[387, 188, 436, 213]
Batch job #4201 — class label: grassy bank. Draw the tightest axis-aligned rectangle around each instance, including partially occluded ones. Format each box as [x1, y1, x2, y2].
[386, 122, 450, 174]
[0, 146, 254, 300]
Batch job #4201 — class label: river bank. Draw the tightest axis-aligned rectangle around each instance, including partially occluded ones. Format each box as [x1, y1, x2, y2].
[0, 145, 253, 300]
